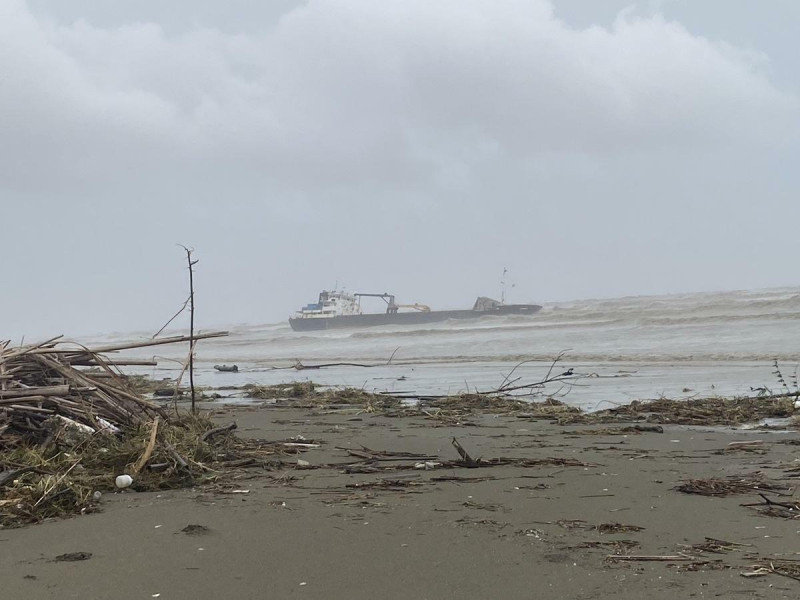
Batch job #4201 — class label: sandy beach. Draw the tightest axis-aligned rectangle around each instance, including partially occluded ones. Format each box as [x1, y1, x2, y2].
[3, 401, 799, 600]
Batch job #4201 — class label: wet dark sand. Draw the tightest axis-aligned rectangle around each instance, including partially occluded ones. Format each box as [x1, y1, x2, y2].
[2, 405, 799, 599]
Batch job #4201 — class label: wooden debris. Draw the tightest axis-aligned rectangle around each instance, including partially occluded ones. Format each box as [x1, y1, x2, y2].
[594, 522, 645, 534]
[429, 475, 496, 483]
[0, 332, 330, 528]
[680, 537, 751, 555]
[132, 417, 160, 474]
[455, 517, 507, 529]
[607, 554, 693, 562]
[741, 493, 800, 519]
[451, 437, 478, 467]
[339, 446, 436, 462]
[561, 395, 796, 427]
[201, 422, 238, 443]
[556, 519, 587, 529]
[462, 500, 506, 512]
[0, 333, 226, 448]
[714, 440, 767, 454]
[671, 560, 729, 572]
[181, 524, 211, 535]
[345, 479, 424, 491]
[564, 425, 664, 436]
[575, 540, 640, 555]
[742, 558, 800, 582]
[54, 552, 92, 562]
[447, 438, 591, 469]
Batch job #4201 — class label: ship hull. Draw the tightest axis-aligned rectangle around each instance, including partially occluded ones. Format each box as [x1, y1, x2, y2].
[289, 304, 542, 331]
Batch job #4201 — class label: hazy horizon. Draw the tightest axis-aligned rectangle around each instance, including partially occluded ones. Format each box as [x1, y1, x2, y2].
[11, 283, 798, 345]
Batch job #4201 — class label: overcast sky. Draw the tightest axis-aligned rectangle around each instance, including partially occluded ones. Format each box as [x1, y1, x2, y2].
[2, 0, 799, 339]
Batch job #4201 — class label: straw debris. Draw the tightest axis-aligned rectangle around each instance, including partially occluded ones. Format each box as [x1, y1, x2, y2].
[680, 537, 750, 555]
[575, 540, 640, 555]
[563, 396, 796, 427]
[674, 472, 790, 497]
[594, 522, 645, 534]
[0, 332, 310, 528]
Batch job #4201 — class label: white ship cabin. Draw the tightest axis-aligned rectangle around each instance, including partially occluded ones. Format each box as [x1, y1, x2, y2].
[296, 291, 362, 319]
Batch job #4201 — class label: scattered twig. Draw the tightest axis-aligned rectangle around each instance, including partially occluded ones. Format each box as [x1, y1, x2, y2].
[607, 554, 693, 562]
[201, 422, 238, 443]
[451, 437, 478, 467]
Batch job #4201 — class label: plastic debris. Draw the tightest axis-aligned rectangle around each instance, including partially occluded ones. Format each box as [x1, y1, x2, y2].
[115, 474, 133, 489]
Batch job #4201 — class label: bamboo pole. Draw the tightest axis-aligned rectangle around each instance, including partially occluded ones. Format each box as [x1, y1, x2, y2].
[27, 331, 227, 355]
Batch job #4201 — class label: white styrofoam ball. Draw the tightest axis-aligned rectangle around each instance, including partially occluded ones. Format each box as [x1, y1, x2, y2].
[115, 475, 133, 489]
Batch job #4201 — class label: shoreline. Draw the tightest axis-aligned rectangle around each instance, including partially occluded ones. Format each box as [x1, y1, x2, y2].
[119, 357, 795, 413]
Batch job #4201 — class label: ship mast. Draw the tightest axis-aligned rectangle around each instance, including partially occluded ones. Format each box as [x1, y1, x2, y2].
[500, 267, 508, 305]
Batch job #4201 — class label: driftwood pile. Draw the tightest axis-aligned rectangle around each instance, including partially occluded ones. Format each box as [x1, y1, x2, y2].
[0, 333, 224, 449]
[0, 332, 268, 527]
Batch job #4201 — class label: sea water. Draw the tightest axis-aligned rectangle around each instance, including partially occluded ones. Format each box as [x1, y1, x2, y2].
[99, 287, 800, 411]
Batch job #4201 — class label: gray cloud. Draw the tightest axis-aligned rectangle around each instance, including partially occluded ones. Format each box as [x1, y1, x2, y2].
[1, 0, 798, 339]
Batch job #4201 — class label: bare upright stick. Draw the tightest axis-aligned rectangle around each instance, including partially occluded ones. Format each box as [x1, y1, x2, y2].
[180, 246, 199, 413]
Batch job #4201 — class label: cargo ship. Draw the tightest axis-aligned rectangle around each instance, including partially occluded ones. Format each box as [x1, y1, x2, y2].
[288, 290, 542, 331]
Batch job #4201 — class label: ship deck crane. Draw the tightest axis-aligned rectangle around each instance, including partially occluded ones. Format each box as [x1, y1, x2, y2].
[354, 293, 430, 314]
